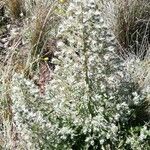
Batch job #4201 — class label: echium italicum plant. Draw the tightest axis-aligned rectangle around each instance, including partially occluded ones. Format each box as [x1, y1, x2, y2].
[10, 0, 150, 149]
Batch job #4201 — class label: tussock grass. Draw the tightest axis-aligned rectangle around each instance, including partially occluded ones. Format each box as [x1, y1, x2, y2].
[30, 1, 58, 57]
[23, 0, 59, 79]
[103, 0, 150, 59]
[102, 0, 150, 124]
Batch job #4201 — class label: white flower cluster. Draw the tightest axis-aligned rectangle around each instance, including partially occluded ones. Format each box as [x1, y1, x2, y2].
[126, 125, 150, 150]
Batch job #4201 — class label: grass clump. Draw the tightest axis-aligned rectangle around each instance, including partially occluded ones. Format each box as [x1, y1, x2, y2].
[109, 0, 150, 59]
[30, 0, 58, 57]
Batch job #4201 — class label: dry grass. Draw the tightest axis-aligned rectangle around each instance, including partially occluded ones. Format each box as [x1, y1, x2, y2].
[103, 0, 150, 59]
[22, 0, 59, 79]
[5, 0, 25, 19]
[30, 1, 58, 57]
[0, 1, 59, 147]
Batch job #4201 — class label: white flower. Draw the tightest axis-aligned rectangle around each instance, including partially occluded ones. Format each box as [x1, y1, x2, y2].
[111, 124, 118, 134]
[100, 139, 105, 145]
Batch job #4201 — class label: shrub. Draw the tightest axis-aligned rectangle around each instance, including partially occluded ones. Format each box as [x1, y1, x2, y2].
[9, 1, 149, 149]
[125, 57, 150, 122]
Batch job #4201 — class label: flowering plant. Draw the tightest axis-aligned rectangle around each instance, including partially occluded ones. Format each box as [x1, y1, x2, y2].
[9, 0, 150, 149]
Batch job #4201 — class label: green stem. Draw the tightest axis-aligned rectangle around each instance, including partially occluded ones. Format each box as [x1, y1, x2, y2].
[81, 5, 94, 117]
